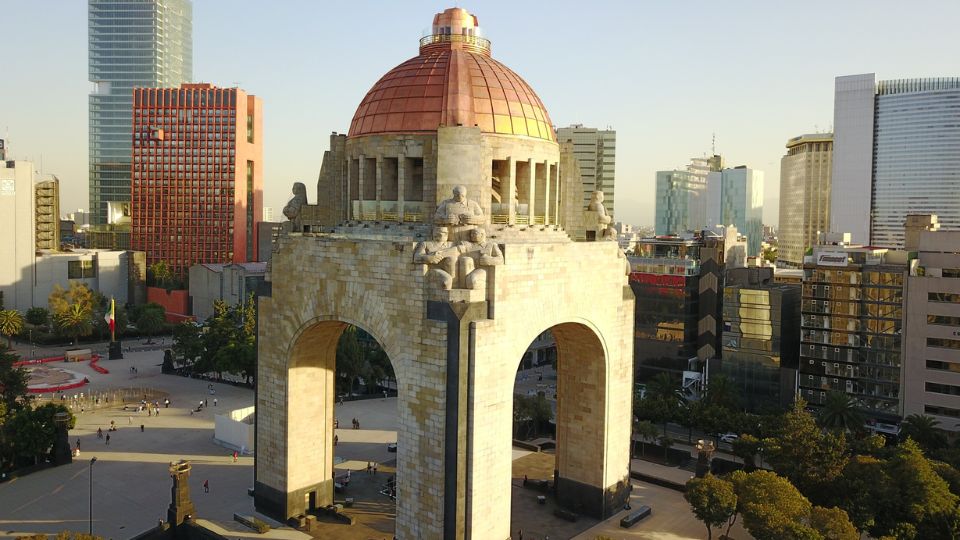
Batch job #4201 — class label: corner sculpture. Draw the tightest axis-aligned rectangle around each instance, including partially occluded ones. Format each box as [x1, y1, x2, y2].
[460, 227, 504, 289]
[413, 226, 461, 290]
[434, 185, 485, 226]
[283, 182, 308, 231]
[587, 190, 616, 241]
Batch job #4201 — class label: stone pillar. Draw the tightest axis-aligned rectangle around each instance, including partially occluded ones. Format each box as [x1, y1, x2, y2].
[345, 159, 352, 220]
[375, 156, 383, 218]
[527, 158, 536, 224]
[542, 160, 551, 224]
[427, 300, 488, 540]
[397, 154, 406, 220]
[357, 154, 366, 219]
[168, 460, 196, 526]
[552, 163, 561, 225]
[506, 156, 516, 224]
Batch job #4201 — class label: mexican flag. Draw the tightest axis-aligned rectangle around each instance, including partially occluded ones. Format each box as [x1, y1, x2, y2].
[104, 297, 115, 335]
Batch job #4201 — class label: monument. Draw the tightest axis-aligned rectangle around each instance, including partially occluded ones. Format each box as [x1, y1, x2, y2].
[255, 8, 634, 539]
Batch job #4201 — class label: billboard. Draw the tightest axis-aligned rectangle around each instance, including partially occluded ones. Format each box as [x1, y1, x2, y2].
[816, 251, 849, 267]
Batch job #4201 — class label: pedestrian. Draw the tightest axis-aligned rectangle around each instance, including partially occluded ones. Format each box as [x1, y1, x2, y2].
[373, 463, 377, 475]
[140, 424, 145, 432]
[199, 400, 204, 409]
[214, 398, 218, 407]
[97, 428, 103, 439]
[164, 398, 169, 408]
[203, 479, 209, 493]
[233, 451, 238, 463]
[105, 434, 110, 445]
[334, 434, 338, 446]
[204, 399, 208, 407]
[517, 529, 522, 540]
[383, 390, 387, 400]
[155, 407, 159, 416]
[339, 396, 344, 406]
[75, 439, 80, 450]
[366, 462, 372, 474]
[128, 415, 132, 424]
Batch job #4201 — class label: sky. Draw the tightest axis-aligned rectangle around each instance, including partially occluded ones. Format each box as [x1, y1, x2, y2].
[2, 0, 959, 228]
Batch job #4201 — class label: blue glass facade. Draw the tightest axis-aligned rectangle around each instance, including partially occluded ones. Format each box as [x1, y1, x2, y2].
[871, 78, 960, 248]
[88, 0, 192, 225]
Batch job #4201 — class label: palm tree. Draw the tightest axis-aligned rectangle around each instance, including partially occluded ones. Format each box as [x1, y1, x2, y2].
[817, 391, 865, 433]
[634, 420, 660, 457]
[646, 372, 683, 404]
[0, 309, 24, 348]
[901, 414, 948, 451]
[703, 374, 740, 411]
[55, 303, 94, 345]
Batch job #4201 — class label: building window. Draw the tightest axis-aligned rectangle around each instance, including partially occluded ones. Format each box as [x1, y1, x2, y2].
[926, 360, 960, 373]
[927, 337, 960, 350]
[929, 292, 960, 303]
[926, 382, 960, 396]
[67, 260, 96, 279]
[925, 404, 960, 418]
[927, 315, 960, 327]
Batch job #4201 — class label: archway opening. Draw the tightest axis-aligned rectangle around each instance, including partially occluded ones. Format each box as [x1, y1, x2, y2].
[508, 322, 614, 538]
[286, 320, 399, 537]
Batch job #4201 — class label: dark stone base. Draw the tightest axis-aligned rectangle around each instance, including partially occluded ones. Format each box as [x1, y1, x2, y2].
[555, 474, 631, 519]
[253, 479, 333, 522]
[109, 341, 123, 360]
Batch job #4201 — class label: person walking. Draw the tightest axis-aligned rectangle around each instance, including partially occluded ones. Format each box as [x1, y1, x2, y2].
[233, 451, 238, 463]
[213, 398, 218, 407]
[105, 434, 110, 445]
[373, 463, 378, 475]
[97, 428, 103, 439]
[203, 479, 209, 493]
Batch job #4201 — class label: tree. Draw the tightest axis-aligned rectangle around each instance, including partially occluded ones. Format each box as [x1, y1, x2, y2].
[513, 394, 553, 439]
[731, 433, 763, 471]
[49, 283, 96, 344]
[0, 310, 24, 348]
[809, 506, 859, 540]
[829, 455, 894, 535]
[634, 420, 659, 457]
[685, 474, 737, 540]
[817, 391, 865, 433]
[884, 439, 959, 539]
[336, 325, 365, 395]
[147, 261, 182, 290]
[25, 307, 49, 327]
[901, 414, 948, 452]
[730, 469, 815, 540]
[703, 374, 740, 411]
[53, 304, 93, 346]
[764, 399, 848, 499]
[0, 347, 30, 413]
[172, 322, 204, 367]
[135, 303, 165, 344]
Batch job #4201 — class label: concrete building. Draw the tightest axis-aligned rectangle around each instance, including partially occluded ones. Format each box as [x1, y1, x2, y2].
[628, 232, 724, 390]
[35, 176, 60, 251]
[713, 224, 747, 269]
[903, 226, 960, 430]
[256, 221, 282, 263]
[88, 0, 192, 226]
[706, 166, 765, 256]
[831, 74, 960, 247]
[556, 124, 615, 215]
[131, 84, 263, 279]
[188, 262, 266, 321]
[800, 240, 908, 426]
[778, 133, 833, 268]
[262, 206, 274, 222]
[34, 250, 145, 308]
[0, 159, 37, 311]
[255, 9, 634, 537]
[721, 267, 801, 413]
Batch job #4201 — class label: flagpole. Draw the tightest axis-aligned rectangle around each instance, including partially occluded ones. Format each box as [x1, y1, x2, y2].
[109, 298, 115, 343]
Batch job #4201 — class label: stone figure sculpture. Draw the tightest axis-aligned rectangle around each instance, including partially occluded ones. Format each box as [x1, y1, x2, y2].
[283, 182, 308, 231]
[588, 191, 612, 226]
[435, 185, 485, 226]
[459, 228, 504, 289]
[414, 226, 463, 290]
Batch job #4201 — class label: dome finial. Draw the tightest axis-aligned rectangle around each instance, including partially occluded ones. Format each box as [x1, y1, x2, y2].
[420, 7, 490, 55]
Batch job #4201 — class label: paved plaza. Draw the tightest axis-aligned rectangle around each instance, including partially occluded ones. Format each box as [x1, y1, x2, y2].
[0, 346, 749, 539]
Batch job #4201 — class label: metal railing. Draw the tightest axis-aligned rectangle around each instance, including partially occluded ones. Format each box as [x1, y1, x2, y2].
[419, 33, 491, 53]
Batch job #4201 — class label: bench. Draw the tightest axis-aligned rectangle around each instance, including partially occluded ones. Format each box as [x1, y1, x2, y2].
[554, 508, 577, 522]
[620, 505, 652, 528]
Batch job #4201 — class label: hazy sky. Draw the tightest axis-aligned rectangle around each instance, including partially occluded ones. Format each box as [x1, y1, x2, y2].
[2, 1, 959, 227]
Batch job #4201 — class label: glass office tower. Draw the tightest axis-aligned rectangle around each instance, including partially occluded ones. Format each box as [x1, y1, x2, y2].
[871, 78, 960, 248]
[89, 0, 192, 225]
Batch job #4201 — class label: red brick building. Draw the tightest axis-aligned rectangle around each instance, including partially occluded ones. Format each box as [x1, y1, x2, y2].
[131, 83, 262, 279]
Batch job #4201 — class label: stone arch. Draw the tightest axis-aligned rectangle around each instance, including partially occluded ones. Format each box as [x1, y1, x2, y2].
[508, 320, 618, 518]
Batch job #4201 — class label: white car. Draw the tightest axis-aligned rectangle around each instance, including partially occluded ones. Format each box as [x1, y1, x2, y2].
[719, 433, 739, 443]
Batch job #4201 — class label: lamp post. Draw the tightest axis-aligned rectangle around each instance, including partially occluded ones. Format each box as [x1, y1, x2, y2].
[89, 457, 97, 534]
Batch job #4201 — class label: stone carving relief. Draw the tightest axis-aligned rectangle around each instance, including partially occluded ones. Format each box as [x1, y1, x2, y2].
[283, 182, 308, 231]
[459, 227, 504, 290]
[586, 190, 616, 241]
[413, 226, 462, 290]
[414, 226, 503, 291]
[435, 185, 485, 226]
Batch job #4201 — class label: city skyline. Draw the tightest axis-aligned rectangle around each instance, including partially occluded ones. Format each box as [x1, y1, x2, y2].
[2, 1, 959, 227]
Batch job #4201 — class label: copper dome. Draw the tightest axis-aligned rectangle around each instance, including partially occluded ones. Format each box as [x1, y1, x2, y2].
[348, 8, 555, 142]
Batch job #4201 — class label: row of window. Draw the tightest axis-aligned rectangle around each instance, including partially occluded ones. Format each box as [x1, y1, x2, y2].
[928, 337, 960, 350]
[926, 382, 960, 396]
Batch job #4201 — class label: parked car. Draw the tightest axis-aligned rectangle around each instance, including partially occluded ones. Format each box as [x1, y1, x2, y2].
[720, 433, 739, 443]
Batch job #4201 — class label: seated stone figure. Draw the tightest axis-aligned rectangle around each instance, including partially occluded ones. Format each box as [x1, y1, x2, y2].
[588, 191, 612, 226]
[283, 182, 308, 231]
[435, 185, 485, 226]
[413, 226, 463, 290]
[459, 228, 504, 290]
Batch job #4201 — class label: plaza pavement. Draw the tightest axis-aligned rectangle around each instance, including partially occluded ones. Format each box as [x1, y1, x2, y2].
[0, 351, 750, 539]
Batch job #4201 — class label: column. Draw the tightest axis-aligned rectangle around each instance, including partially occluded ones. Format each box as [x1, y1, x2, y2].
[375, 156, 383, 219]
[345, 158, 353, 220]
[357, 153, 366, 219]
[542, 159, 551, 225]
[527, 158, 536, 224]
[553, 163, 561, 225]
[506, 156, 516, 225]
[397, 154, 406, 221]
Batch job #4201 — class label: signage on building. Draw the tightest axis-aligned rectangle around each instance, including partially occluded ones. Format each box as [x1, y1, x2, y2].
[629, 273, 686, 287]
[816, 252, 848, 267]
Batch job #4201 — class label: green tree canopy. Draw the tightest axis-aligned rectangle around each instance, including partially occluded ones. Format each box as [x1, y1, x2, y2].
[730, 469, 815, 540]
[764, 399, 848, 499]
[901, 414, 948, 452]
[49, 282, 96, 344]
[685, 474, 737, 540]
[817, 391, 865, 434]
[24, 307, 49, 326]
[0, 310, 24, 348]
[135, 303, 165, 343]
[809, 506, 859, 540]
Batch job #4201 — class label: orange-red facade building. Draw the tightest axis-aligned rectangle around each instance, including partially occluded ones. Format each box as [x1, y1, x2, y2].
[131, 83, 262, 278]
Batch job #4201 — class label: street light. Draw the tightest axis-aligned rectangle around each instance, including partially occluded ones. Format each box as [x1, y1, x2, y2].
[89, 457, 97, 535]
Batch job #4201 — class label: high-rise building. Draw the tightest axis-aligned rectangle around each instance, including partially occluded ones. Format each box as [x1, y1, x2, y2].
[131, 83, 262, 279]
[263, 206, 274, 222]
[35, 175, 61, 251]
[0, 160, 37, 311]
[628, 232, 724, 390]
[799, 239, 908, 427]
[88, 0, 192, 225]
[721, 267, 800, 413]
[706, 166, 764, 256]
[831, 74, 960, 248]
[778, 134, 833, 268]
[556, 124, 615, 215]
[655, 154, 723, 235]
[903, 226, 960, 431]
